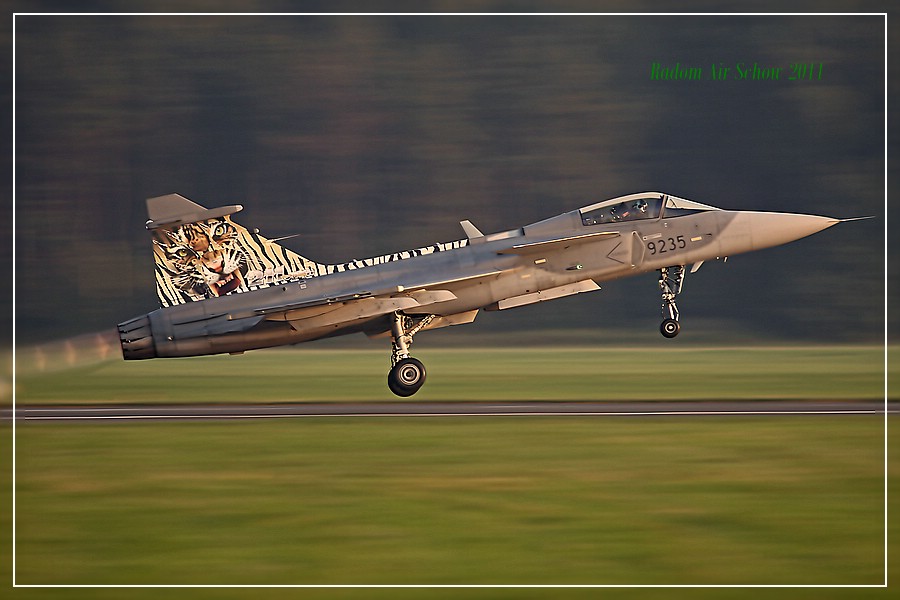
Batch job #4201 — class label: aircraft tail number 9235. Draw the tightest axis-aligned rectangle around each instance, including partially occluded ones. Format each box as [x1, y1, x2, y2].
[646, 235, 687, 256]
[117, 191, 860, 396]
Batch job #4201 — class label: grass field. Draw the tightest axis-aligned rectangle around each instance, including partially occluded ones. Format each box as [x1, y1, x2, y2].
[10, 416, 890, 588]
[12, 345, 889, 403]
[7, 344, 894, 597]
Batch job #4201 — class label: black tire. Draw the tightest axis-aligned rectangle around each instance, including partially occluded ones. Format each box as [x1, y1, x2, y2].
[388, 357, 427, 397]
[660, 318, 681, 338]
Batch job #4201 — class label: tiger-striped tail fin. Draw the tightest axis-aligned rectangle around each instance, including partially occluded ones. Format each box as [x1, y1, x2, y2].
[146, 194, 329, 307]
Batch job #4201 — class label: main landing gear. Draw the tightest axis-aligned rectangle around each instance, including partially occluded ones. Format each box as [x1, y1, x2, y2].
[658, 265, 685, 338]
[388, 312, 435, 397]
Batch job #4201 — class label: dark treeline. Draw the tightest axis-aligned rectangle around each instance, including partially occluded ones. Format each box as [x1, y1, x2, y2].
[14, 14, 887, 344]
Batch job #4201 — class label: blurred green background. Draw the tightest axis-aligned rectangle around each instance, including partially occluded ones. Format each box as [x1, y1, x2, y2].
[13, 346, 889, 403]
[12, 10, 889, 346]
[9, 416, 892, 586]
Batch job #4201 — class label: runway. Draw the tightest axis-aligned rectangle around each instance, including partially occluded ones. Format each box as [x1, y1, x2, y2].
[5, 401, 893, 422]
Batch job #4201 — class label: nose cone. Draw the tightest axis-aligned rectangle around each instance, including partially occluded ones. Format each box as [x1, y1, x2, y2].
[746, 212, 839, 250]
[721, 211, 839, 253]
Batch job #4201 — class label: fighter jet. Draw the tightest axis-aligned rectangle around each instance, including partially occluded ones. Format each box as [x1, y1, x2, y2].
[118, 192, 847, 396]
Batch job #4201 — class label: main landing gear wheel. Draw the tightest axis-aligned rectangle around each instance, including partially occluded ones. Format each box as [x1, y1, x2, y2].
[660, 318, 680, 338]
[388, 357, 427, 397]
[387, 311, 435, 397]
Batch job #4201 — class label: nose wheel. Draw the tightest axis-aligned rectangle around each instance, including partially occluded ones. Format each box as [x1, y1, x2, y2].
[660, 318, 681, 338]
[658, 266, 685, 338]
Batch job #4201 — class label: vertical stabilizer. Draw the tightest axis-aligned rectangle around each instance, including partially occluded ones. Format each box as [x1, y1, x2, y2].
[147, 194, 330, 307]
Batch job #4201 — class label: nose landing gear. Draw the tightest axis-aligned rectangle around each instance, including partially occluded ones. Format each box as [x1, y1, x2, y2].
[658, 266, 685, 338]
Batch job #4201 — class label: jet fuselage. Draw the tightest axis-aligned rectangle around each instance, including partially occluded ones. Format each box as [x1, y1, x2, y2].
[118, 192, 838, 366]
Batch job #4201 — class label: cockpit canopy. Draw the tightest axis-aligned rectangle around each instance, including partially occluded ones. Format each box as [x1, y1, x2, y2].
[579, 192, 718, 226]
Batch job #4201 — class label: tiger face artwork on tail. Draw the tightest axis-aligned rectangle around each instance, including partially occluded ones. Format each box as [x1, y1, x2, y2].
[146, 193, 335, 307]
[153, 217, 246, 302]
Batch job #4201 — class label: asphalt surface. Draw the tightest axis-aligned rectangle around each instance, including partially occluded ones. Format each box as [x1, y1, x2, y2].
[5, 401, 893, 422]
